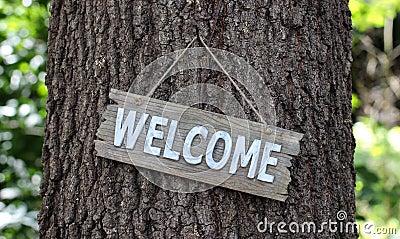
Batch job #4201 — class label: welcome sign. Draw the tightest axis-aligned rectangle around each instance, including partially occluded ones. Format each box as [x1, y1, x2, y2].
[95, 89, 303, 201]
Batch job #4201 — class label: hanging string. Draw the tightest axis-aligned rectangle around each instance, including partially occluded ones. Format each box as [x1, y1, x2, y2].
[146, 35, 267, 125]
[146, 37, 198, 97]
[197, 36, 267, 125]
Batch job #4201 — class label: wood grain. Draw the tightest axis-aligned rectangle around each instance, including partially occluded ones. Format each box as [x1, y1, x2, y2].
[95, 89, 303, 201]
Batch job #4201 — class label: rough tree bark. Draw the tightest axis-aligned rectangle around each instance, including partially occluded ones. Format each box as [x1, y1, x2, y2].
[39, 0, 356, 238]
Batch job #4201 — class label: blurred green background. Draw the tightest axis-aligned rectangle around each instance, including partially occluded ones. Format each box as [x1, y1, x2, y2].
[0, 0, 399, 238]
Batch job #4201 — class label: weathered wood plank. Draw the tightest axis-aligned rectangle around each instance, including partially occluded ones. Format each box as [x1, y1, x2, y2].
[110, 89, 303, 141]
[100, 104, 302, 156]
[95, 89, 303, 201]
[95, 140, 289, 201]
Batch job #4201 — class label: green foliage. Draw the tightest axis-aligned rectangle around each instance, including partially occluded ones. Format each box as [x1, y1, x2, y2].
[351, 0, 400, 238]
[352, 93, 361, 112]
[350, 0, 400, 31]
[0, 0, 48, 238]
[354, 119, 400, 238]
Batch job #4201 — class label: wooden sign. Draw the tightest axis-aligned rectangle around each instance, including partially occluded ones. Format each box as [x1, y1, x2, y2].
[95, 89, 303, 201]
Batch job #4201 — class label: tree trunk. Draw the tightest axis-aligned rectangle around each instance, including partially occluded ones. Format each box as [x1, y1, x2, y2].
[39, 0, 355, 238]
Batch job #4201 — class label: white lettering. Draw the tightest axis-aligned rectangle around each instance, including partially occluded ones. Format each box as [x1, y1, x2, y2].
[206, 131, 232, 170]
[144, 116, 168, 156]
[229, 135, 261, 178]
[163, 120, 180, 160]
[257, 143, 281, 182]
[183, 126, 208, 164]
[114, 108, 149, 149]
